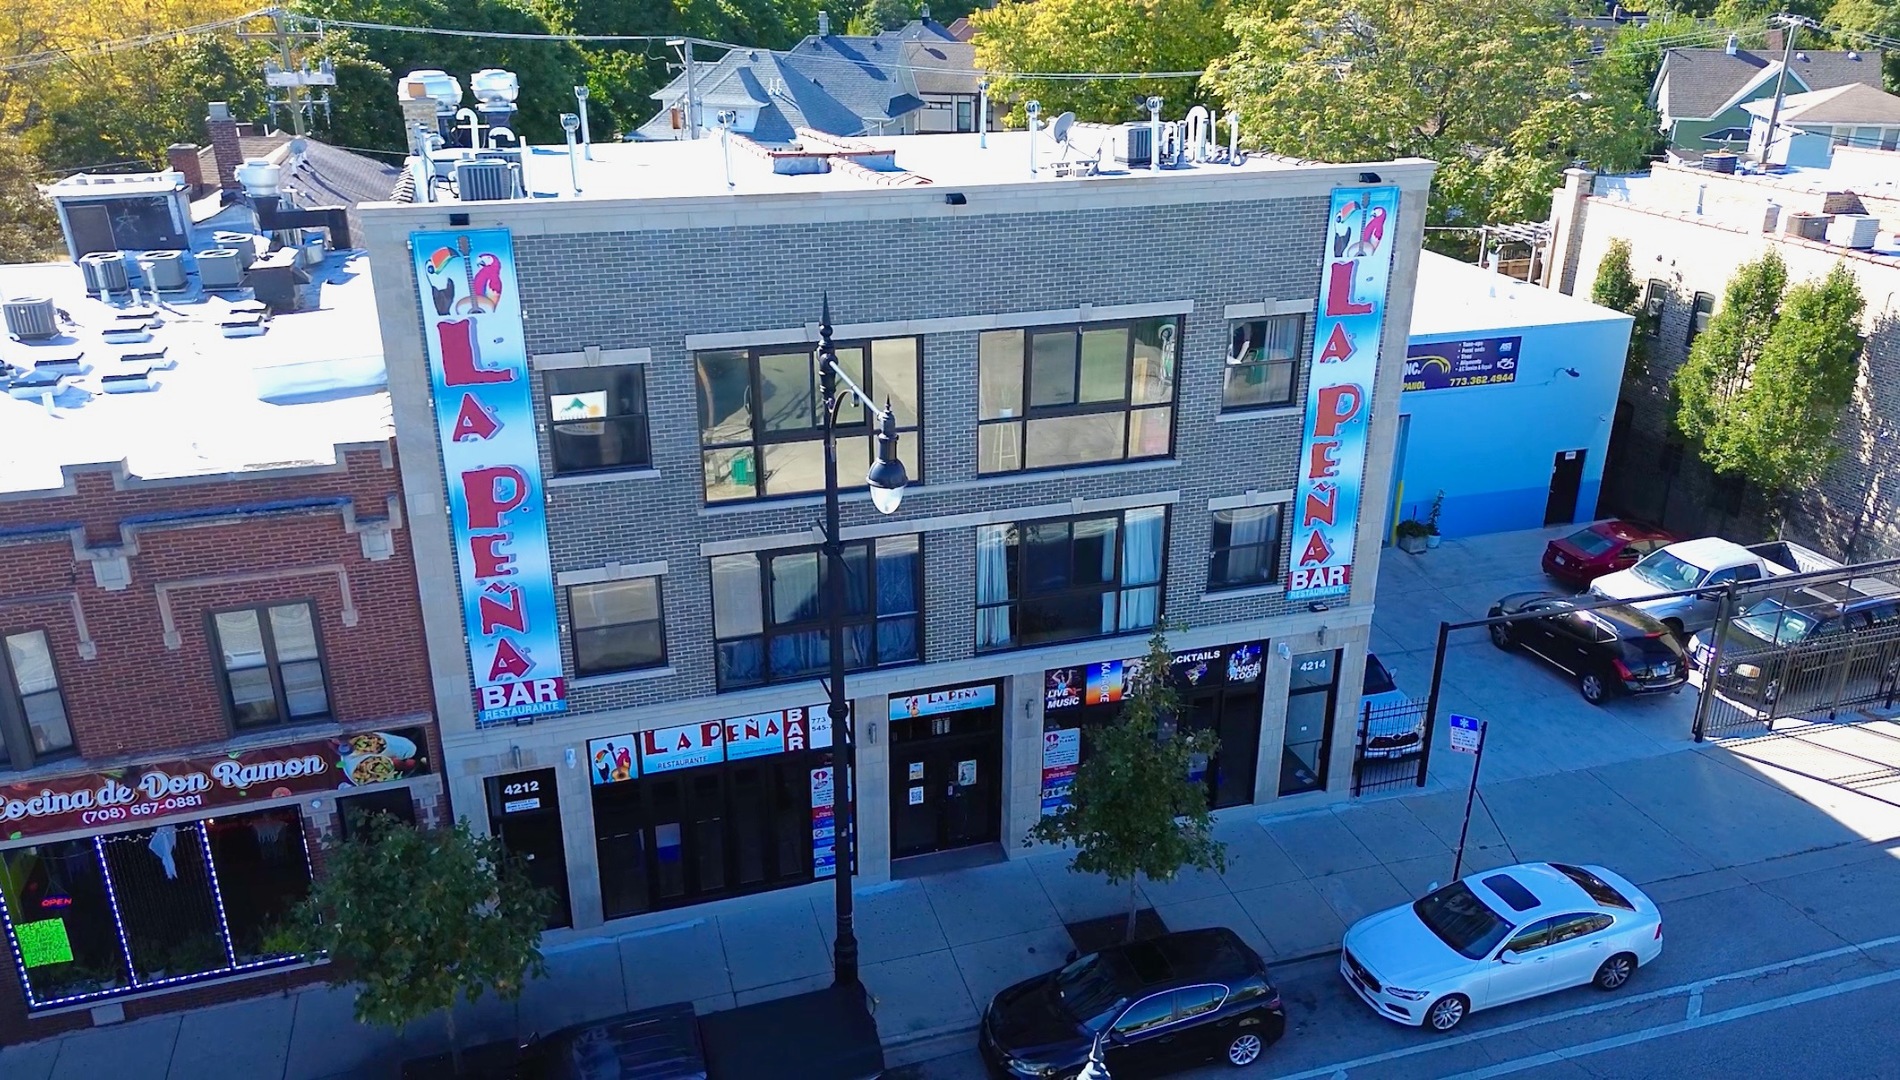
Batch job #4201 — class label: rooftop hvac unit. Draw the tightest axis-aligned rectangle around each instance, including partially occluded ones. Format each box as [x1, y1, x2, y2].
[3, 297, 59, 340]
[455, 159, 517, 201]
[247, 249, 309, 314]
[214, 231, 258, 270]
[1110, 123, 1152, 169]
[1826, 213, 1881, 250]
[137, 250, 189, 292]
[196, 247, 244, 289]
[78, 252, 130, 296]
[1783, 212, 1830, 240]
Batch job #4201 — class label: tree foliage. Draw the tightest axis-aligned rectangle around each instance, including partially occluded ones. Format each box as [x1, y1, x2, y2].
[1825, 0, 1900, 93]
[1030, 629, 1226, 942]
[973, 0, 1234, 125]
[0, 136, 63, 262]
[1204, 0, 1656, 253]
[273, 815, 551, 1073]
[1675, 250, 1787, 456]
[849, 0, 917, 35]
[1591, 238, 1647, 378]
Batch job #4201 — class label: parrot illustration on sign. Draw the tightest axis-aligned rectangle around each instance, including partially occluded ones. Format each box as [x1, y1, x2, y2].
[1351, 206, 1389, 257]
[458, 253, 504, 314]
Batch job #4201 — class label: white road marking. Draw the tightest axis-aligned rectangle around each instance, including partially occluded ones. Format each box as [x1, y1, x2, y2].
[1439, 965, 1900, 1079]
[1684, 987, 1702, 1020]
[1270, 931, 1900, 1080]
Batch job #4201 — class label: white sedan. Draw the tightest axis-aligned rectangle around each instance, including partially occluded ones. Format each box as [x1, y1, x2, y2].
[1340, 862, 1662, 1032]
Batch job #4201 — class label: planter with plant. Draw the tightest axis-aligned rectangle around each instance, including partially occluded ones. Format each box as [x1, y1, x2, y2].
[1396, 519, 1430, 554]
[1425, 491, 1445, 549]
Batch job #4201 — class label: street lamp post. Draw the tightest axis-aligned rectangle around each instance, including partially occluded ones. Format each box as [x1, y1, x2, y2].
[816, 297, 909, 990]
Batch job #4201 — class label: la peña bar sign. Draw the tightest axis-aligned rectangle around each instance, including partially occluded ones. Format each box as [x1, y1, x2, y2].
[0, 726, 432, 841]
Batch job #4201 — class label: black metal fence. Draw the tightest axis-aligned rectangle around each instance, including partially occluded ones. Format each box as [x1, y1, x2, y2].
[1352, 697, 1432, 795]
[1695, 620, 1900, 740]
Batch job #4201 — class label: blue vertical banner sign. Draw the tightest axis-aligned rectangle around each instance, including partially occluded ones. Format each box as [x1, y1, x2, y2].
[1288, 186, 1403, 600]
[411, 228, 568, 724]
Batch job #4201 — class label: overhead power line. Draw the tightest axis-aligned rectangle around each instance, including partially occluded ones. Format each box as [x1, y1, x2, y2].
[0, 9, 273, 73]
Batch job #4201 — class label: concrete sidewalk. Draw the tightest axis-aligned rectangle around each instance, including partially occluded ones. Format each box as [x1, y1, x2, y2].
[8, 723, 1900, 1080]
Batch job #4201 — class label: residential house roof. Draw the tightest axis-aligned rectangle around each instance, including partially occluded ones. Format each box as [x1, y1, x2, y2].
[1653, 46, 1883, 121]
[944, 17, 974, 42]
[1742, 83, 1900, 128]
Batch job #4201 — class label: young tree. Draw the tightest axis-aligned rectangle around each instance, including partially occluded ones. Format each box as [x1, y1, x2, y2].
[973, 0, 1234, 125]
[1673, 250, 1787, 465]
[1031, 629, 1226, 943]
[272, 815, 552, 1076]
[0, 137, 62, 263]
[1591, 239, 1647, 378]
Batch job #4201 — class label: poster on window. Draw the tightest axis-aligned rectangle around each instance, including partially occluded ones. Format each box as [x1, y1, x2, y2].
[587, 736, 639, 785]
[1039, 728, 1081, 817]
[0, 727, 433, 841]
[1045, 643, 1266, 714]
[1288, 185, 1402, 600]
[412, 227, 567, 725]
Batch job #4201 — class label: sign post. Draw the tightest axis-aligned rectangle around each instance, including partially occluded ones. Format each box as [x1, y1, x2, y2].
[1448, 714, 1487, 880]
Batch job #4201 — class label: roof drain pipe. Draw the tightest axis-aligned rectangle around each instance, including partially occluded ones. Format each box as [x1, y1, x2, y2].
[561, 113, 583, 195]
[1026, 100, 1040, 176]
[718, 110, 737, 190]
[978, 80, 989, 149]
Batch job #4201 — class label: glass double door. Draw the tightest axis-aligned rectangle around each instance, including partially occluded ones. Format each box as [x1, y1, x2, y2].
[889, 707, 1002, 860]
[593, 756, 813, 920]
[1179, 685, 1263, 810]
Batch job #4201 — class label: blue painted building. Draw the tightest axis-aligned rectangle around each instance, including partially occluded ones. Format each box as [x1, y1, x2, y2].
[1386, 252, 1635, 541]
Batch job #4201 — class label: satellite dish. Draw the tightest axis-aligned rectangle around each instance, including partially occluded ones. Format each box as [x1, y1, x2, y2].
[1052, 112, 1076, 144]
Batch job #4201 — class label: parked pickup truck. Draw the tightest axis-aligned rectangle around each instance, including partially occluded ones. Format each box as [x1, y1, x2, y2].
[1588, 537, 1840, 637]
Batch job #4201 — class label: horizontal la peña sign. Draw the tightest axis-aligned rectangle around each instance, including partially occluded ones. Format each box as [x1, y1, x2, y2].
[0, 725, 433, 841]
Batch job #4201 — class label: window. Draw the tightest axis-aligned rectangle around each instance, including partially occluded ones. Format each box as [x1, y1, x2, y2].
[568, 578, 666, 676]
[211, 603, 329, 729]
[710, 535, 922, 689]
[974, 507, 1168, 652]
[1413, 880, 1511, 960]
[1687, 291, 1715, 346]
[696, 338, 921, 502]
[1548, 913, 1615, 944]
[1280, 650, 1338, 796]
[1504, 917, 1557, 955]
[337, 787, 418, 841]
[1222, 315, 1303, 410]
[546, 366, 651, 475]
[977, 317, 1179, 474]
[956, 98, 974, 132]
[1173, 984, 1227, 1022]
[1112, 992, 1177, 1036]
[0, 630, 76, 769]
[1641, 279, 1667, 340]
[1208, 505, 1285, 591]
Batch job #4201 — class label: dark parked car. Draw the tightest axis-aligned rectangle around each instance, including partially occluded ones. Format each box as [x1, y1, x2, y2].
[1488, 593, 1688, 704]
[1687, 582, 1900, 706]
[1541, 521, 1677, 590]
[980, 927, 1285, 1079]
[400, 1002, 706, 1080]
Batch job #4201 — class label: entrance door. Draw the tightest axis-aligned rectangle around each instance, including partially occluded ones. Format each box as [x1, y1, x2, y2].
[1181, 686, 1262, 810]
[1545, 449, 1586, 526]
[1385, 415, 1412, 545]
[486, 769, 572, 929]
[889, 700, 1002, 860]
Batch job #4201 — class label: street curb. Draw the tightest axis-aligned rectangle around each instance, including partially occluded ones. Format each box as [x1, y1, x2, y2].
[878, 946, 1347, 1065]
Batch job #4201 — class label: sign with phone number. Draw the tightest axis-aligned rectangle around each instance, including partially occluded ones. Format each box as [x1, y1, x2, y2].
[1403, 336, 1522, 393]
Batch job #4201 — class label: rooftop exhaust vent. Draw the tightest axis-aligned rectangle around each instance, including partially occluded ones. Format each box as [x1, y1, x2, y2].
[403, 69, 464, 114]
[471, 69, 519, 105]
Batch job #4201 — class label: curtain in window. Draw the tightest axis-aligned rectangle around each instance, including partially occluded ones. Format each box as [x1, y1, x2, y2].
[1099, 518, 1120, 634]
[1119, 508, 1165, 631]
[975, 526, 1013, 649]
[1264, 315, 1300, 359]
[1224, 508, 1272, 582]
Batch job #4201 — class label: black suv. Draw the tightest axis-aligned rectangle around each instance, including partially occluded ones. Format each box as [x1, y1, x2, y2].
[1488, 592, 1687, 703]
[1688, 583, 1900, 706]
[980, 927, 1286, 1079]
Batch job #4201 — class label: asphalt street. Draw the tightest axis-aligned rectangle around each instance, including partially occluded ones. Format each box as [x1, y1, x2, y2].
[891, 839, 1900, 1080]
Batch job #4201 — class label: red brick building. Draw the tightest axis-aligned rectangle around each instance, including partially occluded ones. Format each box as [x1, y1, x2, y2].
[0, 241, 441, 1043]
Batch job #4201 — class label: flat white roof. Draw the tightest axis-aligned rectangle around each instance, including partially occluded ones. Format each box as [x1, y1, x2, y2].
[0, 252, 391, 495]
[421, 128, 1405, 204]
[1408, 250, 1632, 339]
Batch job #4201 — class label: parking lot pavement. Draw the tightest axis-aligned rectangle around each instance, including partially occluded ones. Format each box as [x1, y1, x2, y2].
[1368, 524, 1702, 796]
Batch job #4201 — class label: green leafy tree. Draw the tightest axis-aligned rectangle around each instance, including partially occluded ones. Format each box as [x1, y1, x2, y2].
[272, 815, 552, 1076]
[0, 136, 62, 262]
[1204, 0, 1655, 255]
[1031, 629, 1226, 943]
[1591, 238, 1647, 378]
[1674, 250, 1787, 460]
[849, 0, 916, 34]
[973, 0, 1234, 125]
[1826, 0, 1900, 92]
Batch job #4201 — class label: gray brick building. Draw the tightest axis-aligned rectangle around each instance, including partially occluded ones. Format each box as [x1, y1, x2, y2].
[360, 127, 1432, 933]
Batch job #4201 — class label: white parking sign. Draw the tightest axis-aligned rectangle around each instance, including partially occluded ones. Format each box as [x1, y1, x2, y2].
[1449, 714, 1484, 755]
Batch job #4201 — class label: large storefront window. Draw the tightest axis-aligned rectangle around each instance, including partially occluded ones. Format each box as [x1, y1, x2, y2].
[1280, 650, 1340, 796]
[0, 809, 312, 1012]
[1040, 642, 1266, 813]
[588, 705, 836, 919]
[975, 508, 1168, 652]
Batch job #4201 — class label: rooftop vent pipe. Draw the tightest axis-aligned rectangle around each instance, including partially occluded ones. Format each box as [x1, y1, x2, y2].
[1026, 100, 1041, 175]
[561, 113, 583, 195]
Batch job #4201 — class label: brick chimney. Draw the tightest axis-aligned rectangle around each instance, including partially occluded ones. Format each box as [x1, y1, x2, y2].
[205, 102, 242, 192]
[398, 77, 441, 151]
[167, 143, 206, 195]
[1765, 28, 1784, 52]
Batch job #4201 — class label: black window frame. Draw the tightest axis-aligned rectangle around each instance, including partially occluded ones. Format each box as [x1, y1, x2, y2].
[973, 507, 1172, 654]
[1221, 313, 1304, 411]
[695, 337, 924, 504]
[208, 601, 332, 731]
[0, 628, 77, 771]
[567, 576, 668, 678]
[1640, 279, 1668, 340]
[544, 364, 653, 477]
[709, 535, 925, 691]
[1687, 291, 1716, 346]
[976, 316, 1181, 475]
[1207, 504, 1286, 592]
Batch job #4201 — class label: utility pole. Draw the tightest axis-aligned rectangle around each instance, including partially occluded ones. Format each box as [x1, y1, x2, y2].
[240, 8, 332, 137]
[1759, 13, 1814, 167]
[668, 38, 700, 140]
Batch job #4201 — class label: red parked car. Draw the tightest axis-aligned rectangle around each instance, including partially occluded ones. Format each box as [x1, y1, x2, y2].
[1542, 521, 1678, 590]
